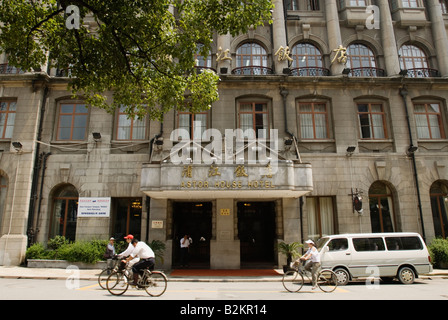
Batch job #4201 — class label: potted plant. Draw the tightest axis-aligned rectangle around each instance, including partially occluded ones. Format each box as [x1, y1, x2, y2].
[278, 241, 302, 273]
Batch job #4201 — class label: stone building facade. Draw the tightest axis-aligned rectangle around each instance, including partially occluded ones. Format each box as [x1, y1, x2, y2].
[1, 0, 448, 268]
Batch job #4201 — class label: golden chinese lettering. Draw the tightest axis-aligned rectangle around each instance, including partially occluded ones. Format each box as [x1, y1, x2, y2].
[208, 165, 221, 177]
[181, 165, 193, 178]
[234, 165, 248, 177]
[331, 45, 348, 65]
[275, 46, 293, 62]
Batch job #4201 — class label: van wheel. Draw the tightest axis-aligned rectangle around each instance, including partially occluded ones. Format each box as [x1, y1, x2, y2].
[397, 267, 415, 284]
[333, 268, 350, 286]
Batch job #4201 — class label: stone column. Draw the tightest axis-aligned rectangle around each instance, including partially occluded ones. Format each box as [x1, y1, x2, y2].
[325, 0, 344, 75]
[216, 33, 232, 75]
[378, 0, 401, 76]
[272, 0, 289, 74]
[427, 0, 448, 76]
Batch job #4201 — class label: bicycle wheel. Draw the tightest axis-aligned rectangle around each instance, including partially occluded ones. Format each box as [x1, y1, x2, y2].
[144, 271, 168, 297]
[317, 269, 338, 293]
[282, 270, 304, 292]
[106, 271, 129, 296]
[98, 269, 112, 289]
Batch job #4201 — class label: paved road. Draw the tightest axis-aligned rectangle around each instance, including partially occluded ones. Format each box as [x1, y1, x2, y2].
[0, 276, 447, 301]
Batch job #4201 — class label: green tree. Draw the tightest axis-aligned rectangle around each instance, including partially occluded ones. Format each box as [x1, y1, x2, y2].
[0, 0, 273, 120]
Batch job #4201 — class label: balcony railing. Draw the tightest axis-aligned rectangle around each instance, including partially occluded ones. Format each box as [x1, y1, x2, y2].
[231, 66, 274, 75]
[349, 67, 386, 77]
[290, 67, 330, 77]
[405, 68, 440, 78]
[0, 63, 23, 74]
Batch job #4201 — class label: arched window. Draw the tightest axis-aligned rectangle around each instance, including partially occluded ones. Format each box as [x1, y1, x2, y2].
[369, 181, 396, 233]
[234, 43, 271, 75]
[194, 44, 212, 69]
[50, 185, 79, 241]
[398, 44, 438, 77]
[399, 44, 428, 70]
[347, 43, 382, 76]
[290, 43, 328, 76]
[430, 181, 448, 238]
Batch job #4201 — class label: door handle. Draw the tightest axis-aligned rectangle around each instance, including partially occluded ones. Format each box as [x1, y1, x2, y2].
[345, 253, 351, 255]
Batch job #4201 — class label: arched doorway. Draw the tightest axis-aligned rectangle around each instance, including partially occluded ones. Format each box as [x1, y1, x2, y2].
[369, 181, 397, 233]
[49, 184, 79, 241]
[430, 181, 448, 238]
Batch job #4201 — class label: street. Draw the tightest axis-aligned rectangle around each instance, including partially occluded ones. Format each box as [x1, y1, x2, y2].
[0, 276, 447, 301]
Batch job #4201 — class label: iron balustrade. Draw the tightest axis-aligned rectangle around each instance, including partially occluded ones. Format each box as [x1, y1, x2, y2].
[349, 67, 386, 77]
[0, 63, 23, 74]
[231, 66, 274, 75]
[406, 68, 440, 78]
[289, 67, 330, 77]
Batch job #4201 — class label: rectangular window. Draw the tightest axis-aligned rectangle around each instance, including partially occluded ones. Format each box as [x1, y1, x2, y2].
[307, 196, 335, 240]
[298, 102, 329, 139]
[385, 237, 423, 251]
[57, 103, 88, 141]
[414, 103, 445, 140]
[353, 238, 386, 252]
[239, 102, 269, 139]
[0, 101, 16, 139]
[402, 0, 418, 8]
[327, 238, 349, 251]
[178, 112, 207, 140]
[357, 103, 387, 139]
[116, 106, 147, 140]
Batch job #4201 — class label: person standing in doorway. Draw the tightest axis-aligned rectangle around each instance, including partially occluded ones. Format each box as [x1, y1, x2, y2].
[180, 234, 192, 268]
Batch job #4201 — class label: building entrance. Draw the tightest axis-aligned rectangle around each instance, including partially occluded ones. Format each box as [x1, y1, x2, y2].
[172, 202, 212, 268]
[237, 201, 276, 268]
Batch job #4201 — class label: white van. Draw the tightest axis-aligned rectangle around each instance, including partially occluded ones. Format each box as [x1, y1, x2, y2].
[316, 232, 433, 285]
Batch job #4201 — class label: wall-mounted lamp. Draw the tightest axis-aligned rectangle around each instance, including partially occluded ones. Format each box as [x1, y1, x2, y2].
[12, 141, 22, 152]
[399, 69, 408, 76]
[407, 145, 418, 155]
[342, 68, 351, 75]
[92, 132, 101, 142]
[346, 146, 356, 157]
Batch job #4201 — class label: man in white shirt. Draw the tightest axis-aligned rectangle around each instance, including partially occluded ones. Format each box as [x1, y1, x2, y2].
[122, 239, 155, 286]
[180, 234, 192, 267]
[300, 239, 321, 289]
[116, 234, 140, 271]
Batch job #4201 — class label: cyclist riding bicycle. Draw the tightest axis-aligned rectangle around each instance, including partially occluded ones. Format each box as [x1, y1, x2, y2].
[122, 238, 155, 287]
[299, 239, 321, 289]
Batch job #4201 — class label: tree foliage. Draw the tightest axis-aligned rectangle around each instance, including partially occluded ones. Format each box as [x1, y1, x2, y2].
[0, 0, 273, 119]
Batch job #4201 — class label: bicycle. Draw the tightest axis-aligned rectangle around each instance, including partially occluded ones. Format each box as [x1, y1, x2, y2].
[106, 264, 168, 297]
[98, 257, 120, 289]
[282, 261, 338, 293]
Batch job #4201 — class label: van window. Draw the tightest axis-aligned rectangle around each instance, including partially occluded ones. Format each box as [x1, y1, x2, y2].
[353, 238, 385, 251]
[327, 238, 348, 251]
[385, 237, 423, 251]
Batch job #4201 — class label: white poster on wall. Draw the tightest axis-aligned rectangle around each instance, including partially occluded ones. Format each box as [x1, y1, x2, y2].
[78, 197, 111, 217]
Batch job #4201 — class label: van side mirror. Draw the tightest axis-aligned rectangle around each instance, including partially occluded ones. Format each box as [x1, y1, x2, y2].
[323, 246, 329, 253]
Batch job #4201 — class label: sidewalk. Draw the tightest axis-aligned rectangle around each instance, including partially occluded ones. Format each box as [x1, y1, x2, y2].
[0, 266, 447, 282]
[0, 266, 285, 282]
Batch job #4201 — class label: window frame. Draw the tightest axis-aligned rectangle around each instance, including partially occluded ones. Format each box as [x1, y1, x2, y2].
[56, 102, 89, 141]
[357, 102, 388, 140]
[0, 100, 17, 139]
[237, 101, 271, 139]
[297, 101, 330, 140]
[115, 106, 148, 141]
[413, 102, 446, 140]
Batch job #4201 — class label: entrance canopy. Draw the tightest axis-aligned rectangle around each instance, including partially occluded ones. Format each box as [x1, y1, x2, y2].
[141, 161, 313, 199]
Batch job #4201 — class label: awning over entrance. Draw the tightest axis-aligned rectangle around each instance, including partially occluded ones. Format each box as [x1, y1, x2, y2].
[141, 161, 313, 199]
